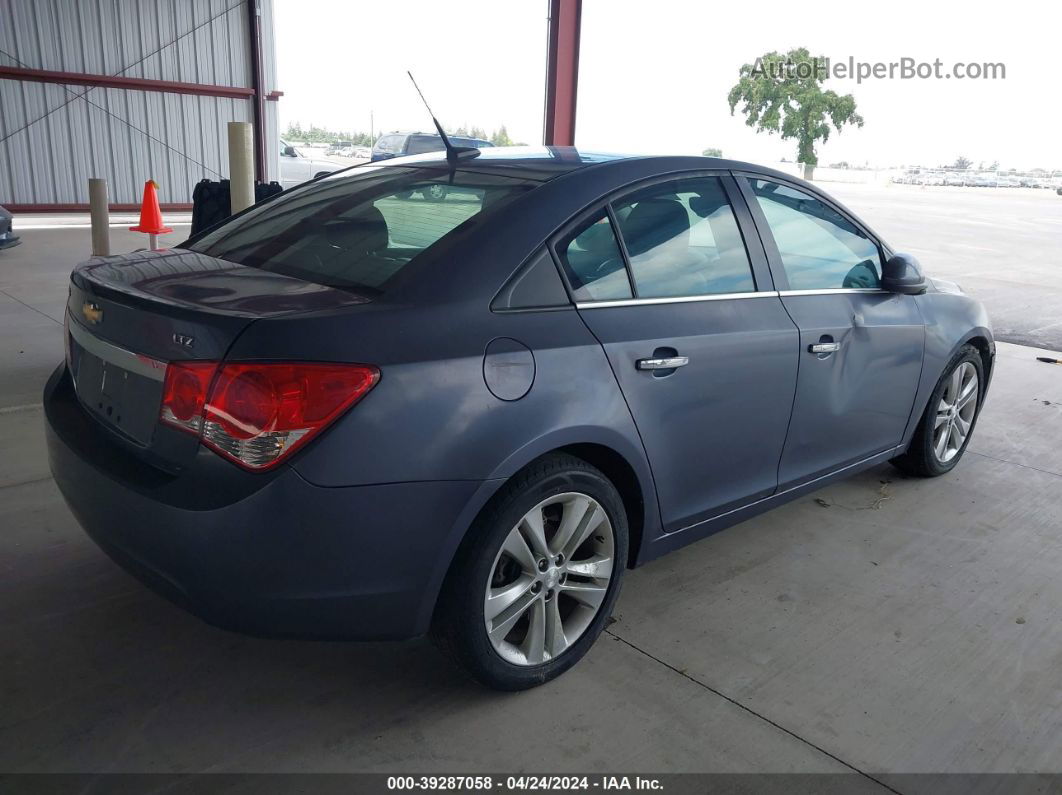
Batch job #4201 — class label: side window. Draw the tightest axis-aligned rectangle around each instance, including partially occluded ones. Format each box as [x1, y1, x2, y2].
[750, 179, 881, 290]
[613, 177, 755, 298]
[556, 211, 633, 302]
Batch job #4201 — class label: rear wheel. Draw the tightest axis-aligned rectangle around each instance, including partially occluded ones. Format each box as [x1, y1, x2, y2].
[431, 454, 627, 690]
[891, 344, 983, 477]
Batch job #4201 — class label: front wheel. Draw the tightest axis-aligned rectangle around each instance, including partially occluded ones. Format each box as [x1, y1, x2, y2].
[891, 344, 983, 477]
[431, 454, 628, 690]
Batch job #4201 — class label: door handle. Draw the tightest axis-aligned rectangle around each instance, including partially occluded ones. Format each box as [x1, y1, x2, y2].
[808, 342, 840, 354]
[636, 356, 689, 370]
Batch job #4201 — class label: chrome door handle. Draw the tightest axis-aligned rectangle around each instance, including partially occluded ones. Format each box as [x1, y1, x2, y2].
[808, 342, 840, 354]
[636, 356, 689, 370]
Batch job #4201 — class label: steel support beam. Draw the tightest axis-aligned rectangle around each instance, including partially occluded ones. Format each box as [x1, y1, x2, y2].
[246, 0, 268, 182]
[543, 0, 582, 147]
[0, 65, 255, 100]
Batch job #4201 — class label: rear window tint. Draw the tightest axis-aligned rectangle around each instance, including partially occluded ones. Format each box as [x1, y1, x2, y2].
[184, 168, 536, 295]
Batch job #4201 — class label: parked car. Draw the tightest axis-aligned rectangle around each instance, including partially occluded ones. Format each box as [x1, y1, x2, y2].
[278, 138, 343, 188]
[45, 149, 994, 690]
[943, 173, 966, 186]
[352, 146, 371, 160]
[0, 205, 20, 250]
[371, 130, 495, 201]
[372, 131, 494, 163]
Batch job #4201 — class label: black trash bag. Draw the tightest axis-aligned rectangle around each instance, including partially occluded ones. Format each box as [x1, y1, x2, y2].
[190, 179, 284, 236]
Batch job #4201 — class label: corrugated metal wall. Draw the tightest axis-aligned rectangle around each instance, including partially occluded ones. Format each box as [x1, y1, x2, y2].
[0, 0, 278, 206]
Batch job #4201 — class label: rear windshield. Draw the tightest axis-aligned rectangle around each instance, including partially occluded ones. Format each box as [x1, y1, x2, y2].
[184, 167, 536, 295]
[405, 135, 493, 155]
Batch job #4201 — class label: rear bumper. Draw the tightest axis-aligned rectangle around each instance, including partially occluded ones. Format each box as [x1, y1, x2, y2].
[0, 222, 19, 250]
[44, 365, 484, 640]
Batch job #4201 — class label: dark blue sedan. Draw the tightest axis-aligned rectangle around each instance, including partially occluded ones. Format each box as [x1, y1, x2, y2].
[45, 148, 993, 690]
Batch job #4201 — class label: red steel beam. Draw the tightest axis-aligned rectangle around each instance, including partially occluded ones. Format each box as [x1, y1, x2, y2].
[0, 65, 255, 100]
[246, 0, 268, 182]
[543, 0, 582, 147]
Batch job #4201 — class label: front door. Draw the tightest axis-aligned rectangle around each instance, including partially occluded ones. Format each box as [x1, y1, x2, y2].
[556, 175, 799, 532]
[740, 177, 925, 488]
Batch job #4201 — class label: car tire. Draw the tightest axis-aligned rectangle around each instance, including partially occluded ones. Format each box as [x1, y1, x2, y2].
[431, 453, 628, 690]
[890, 344, 984, 477]
[423, 184, 448, 202]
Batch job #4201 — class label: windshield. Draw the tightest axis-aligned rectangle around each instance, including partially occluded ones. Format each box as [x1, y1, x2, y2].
[184, 167, 537, 295]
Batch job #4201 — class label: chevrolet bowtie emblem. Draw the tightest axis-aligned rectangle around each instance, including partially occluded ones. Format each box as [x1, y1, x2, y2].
[81, 301, 103, 325]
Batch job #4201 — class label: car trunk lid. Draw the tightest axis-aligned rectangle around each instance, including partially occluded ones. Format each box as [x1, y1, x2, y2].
[66, 248, 369, 466]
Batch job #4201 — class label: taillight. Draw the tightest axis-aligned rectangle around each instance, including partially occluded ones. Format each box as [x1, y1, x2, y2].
[160, 361, 216, 434]
[160, 361, 379, 470]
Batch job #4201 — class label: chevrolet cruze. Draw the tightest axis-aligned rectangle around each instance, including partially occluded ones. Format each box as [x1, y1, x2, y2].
[45, 148, 993, 690]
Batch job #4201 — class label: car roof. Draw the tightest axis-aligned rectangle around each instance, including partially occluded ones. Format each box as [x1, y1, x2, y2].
[368, 145, 796, 183]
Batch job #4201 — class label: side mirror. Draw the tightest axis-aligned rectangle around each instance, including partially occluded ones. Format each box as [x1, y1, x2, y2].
[882, 252, 927, 295]
[282, 145, 297, 157]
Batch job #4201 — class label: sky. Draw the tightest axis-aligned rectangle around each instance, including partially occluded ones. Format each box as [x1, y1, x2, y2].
[274, 0, 1062, 170]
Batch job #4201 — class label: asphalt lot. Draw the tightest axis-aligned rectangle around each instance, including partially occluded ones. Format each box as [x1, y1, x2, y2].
[1, 193, 1061, 782]
[826, 183, 1062, 351]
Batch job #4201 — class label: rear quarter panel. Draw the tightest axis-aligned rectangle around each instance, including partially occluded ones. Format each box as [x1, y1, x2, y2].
[227, 300, 661, 534]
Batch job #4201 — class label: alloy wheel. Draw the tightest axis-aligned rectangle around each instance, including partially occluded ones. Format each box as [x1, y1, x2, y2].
[483, 493, 615, 666]
[933, 361, 979, 463]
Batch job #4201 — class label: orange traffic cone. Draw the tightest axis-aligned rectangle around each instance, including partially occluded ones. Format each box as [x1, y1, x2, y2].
[129, 180, 172, 249]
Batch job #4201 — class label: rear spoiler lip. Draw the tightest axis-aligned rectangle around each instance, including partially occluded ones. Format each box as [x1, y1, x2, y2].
[71, 248, 374, 320]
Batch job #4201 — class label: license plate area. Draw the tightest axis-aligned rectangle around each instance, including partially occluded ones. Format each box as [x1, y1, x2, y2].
[68, 322, 167, 447]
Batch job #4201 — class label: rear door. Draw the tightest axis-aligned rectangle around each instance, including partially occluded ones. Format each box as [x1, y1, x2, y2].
[736, 175, 925, 488]
[557, 174, 799, 533]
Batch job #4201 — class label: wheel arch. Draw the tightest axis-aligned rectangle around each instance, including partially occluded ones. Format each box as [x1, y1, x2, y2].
[411, 429, 661, 636]
[963, 332, 994, 386]
[485, 427, 660, 568]
[555, 442, 647, 571]
[901, 324, 994, 449]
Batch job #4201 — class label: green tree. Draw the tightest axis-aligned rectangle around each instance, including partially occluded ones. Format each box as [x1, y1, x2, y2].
[283, 123, 376, 146]
[952, 156, 973, 170]
[491, 125, 514, 146]
[727, 48, 863, 180]
[702, 147, 723, 157]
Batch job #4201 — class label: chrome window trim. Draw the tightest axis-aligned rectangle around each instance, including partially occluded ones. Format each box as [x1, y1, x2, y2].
[575, 290, 779, 309]
[778, 288, 889, 297]
[67, 317, 168, 382]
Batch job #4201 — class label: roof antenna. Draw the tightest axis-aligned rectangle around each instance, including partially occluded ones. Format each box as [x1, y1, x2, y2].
[407, 71, 480, 167]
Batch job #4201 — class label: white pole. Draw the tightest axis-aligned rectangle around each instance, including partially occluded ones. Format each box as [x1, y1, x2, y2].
[148, 233, 159, 251]
[228, 121, 255, 214]
[88, 178, 110, 256]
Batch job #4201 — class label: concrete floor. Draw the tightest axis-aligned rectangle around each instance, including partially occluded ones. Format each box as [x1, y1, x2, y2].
[1, 217, 1061, 782]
